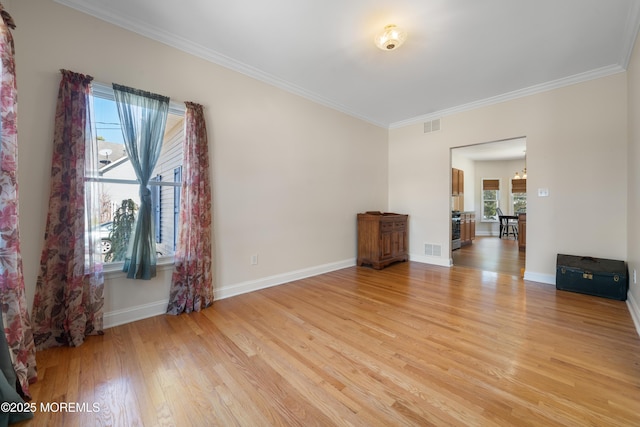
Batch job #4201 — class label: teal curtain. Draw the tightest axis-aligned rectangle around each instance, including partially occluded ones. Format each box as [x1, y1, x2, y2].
[113, 84, 169, 279]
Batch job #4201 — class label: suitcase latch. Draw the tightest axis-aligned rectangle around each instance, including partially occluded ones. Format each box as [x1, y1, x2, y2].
[583, 273, 593, 280]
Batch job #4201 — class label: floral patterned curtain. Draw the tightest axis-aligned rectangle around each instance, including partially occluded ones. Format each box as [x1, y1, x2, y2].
[167, 102, 213, 314]
[0, 3, 37, 399]
[32, 70, 104, 350]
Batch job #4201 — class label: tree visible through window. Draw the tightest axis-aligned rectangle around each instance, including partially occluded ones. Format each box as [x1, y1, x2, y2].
[482, 178, 500, 221]
[92, 83, 184, 262]
[513, 192, 527, 213]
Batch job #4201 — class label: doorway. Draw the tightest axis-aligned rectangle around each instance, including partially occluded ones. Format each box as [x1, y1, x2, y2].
[450, 137, 527, 276]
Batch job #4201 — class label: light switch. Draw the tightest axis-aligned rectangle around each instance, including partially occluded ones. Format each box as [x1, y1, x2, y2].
[538, 188, 549, 197]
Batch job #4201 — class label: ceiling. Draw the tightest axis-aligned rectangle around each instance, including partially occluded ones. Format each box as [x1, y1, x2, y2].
[56, 0, 640, 129]
[453, 138, 526, 161]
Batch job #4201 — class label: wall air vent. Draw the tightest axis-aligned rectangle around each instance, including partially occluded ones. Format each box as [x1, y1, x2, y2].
[424, 243, 442, 257]
[424, 118, 441, 133]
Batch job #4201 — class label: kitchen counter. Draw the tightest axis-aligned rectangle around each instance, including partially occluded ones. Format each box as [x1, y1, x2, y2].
[518, 213, 526, 251]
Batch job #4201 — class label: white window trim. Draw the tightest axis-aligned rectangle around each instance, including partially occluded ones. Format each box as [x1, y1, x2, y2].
[103, 258, 175, 277]
[481, 177, 500, 223]
[92, 81, 185, 268]
[92, 82, 185, 115]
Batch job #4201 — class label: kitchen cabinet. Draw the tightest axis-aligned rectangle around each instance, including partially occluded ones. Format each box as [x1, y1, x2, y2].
[357, 212, 408, 269]
[460, 212, 475, 246]
[451, 168, 464, 195]
[518, 213, 526, 251]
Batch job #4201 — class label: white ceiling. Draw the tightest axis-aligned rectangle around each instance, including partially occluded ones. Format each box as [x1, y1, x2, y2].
[56, 0, 640, 129]
[453, 138, 527, 161]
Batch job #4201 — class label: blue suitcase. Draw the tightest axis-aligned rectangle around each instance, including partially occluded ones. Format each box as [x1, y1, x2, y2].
[556, 254, 628, 301]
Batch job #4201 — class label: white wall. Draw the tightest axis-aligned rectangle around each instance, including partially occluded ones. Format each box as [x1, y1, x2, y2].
[8, 0, 638, 331]
[390, 73, 628, 280]
[627, 25, 640, 330]
[10, 0, 388, 326]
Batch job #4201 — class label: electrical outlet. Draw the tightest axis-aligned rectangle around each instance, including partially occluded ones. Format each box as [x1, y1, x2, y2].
[251, 254, 258, 265]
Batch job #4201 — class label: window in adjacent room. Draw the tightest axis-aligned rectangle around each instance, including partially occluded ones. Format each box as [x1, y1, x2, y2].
[92, 83, 184, 263]
[511, 177, 527, 214]
[481, 178, 500, 221]
[512, 192, 526, 214]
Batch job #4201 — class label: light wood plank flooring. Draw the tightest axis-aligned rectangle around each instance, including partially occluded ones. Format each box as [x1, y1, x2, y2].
[19, 260, 640, 426]
[452, 236, 525, 277]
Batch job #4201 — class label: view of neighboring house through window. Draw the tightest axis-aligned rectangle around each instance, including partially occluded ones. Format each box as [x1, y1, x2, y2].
[173, 166, 182, 251]
[93, 83, 184, 262]
[482, 178, 500, 221]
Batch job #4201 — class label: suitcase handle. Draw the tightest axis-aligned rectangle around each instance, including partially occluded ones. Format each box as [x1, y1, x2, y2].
[580, 256, 598, 263]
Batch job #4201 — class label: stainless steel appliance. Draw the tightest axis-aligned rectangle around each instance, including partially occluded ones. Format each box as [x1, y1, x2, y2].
[452, 211, 461, 250]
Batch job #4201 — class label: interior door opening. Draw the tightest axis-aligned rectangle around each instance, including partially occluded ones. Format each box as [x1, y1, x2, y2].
[450, 137, 527, 277]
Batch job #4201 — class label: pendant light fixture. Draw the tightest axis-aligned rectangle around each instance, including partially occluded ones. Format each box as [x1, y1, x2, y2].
[374, 24, 407, 51]
[513, 150, 527, 179]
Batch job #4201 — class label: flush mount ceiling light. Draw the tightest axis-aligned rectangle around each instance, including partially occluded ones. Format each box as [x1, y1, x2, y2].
[374, 24, 407, 51]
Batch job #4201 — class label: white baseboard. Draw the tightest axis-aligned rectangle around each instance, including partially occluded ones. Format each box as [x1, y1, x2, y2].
[524, 271, 556, 285]
[410, 254, 452, 267]
[102, 259, 356, 327]
[627, 292, 640, 337]
[103, 299, 169, 329]
[214, 258, 356, 301]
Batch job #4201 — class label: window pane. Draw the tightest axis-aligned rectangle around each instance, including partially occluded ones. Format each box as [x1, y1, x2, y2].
[93, 89, 184, 264]
[156, 181, 180, 258]
[152, 175, 161, 243]
[483, 201, 497, 220]
[99, 180, 181, 261]
[99, 182, 139, 262]
[481, 183, 499, 221]
[513, 193, 527, 213]
[483, 189, 497, 201]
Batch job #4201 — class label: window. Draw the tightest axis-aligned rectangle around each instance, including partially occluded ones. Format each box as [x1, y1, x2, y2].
[482, 178, 500, 221]
[173, 166, 182, 251]
[92, 83, 184, 263]
[512, 192, 527, 213]
[511, 178, 526, 214]
[151, 175, 161, 244]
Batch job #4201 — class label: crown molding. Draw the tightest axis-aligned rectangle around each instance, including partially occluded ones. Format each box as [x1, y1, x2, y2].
[53, 0, 388, 128]
[619, 0, 640, 68]
[55, 0, 636, 131]
[389, 64, 626, 129]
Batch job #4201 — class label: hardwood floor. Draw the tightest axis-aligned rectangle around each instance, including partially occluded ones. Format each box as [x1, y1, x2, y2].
[452, 236, 525, 277]
[18, 260, 640, 426]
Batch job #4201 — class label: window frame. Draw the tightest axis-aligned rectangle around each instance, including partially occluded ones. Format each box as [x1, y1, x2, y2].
[151, 174, 162, 244]
[90, 82, 185, 270]
[511, 191, 527, 214]
[173, 166, 182, 252]
[481, 178, 500, 222]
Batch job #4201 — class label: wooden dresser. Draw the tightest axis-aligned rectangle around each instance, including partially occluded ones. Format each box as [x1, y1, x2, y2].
[357, 212, 408, 269]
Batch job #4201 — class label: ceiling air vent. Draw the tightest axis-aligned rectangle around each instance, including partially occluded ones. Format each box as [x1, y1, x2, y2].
[424, 118, 441, 133]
